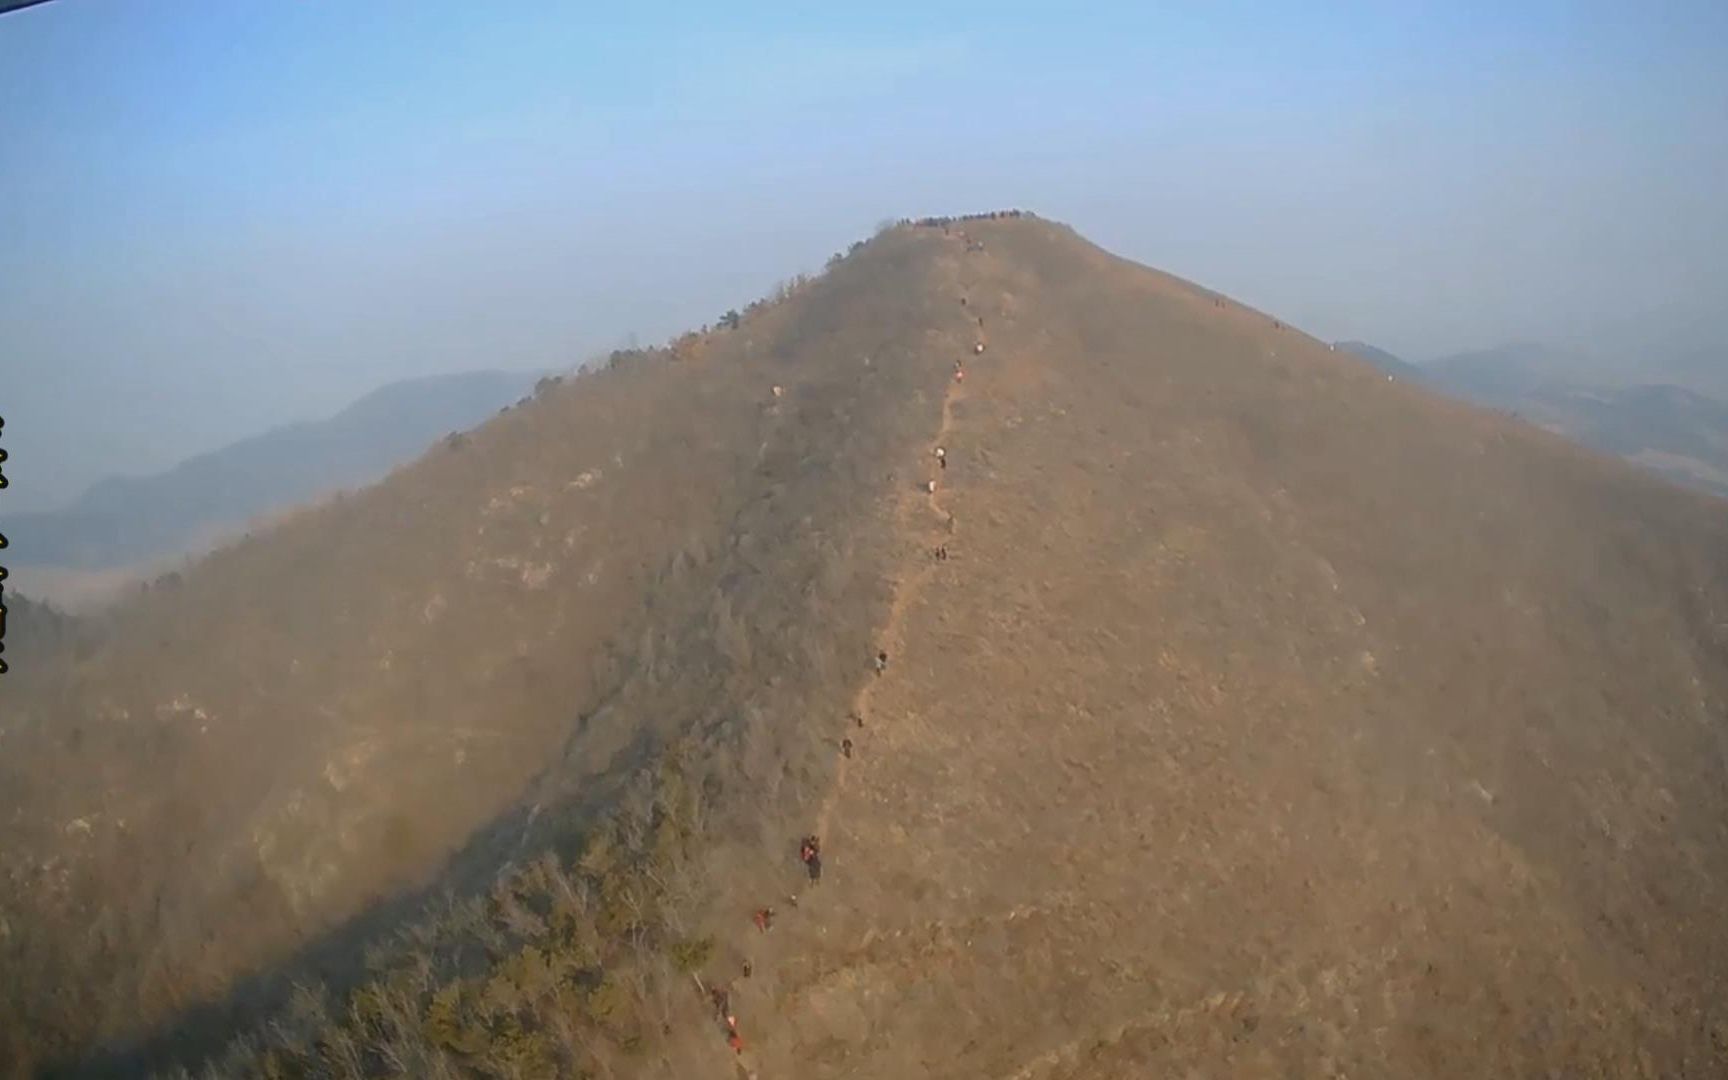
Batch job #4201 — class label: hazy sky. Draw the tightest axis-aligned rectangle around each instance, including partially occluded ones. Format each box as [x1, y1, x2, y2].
[3, 1, 1726, 510]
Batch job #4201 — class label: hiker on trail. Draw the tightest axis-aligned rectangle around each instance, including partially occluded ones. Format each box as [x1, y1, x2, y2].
[935, 544, 948, 561]
[712, 988, 743, 1052]
[935, 446, 947, 469]
[851, 710, 865, 728]
[974, 342, 986, 355]
[742, 960, 753, 978]
[874, 650, 889, 676]
[926, 479, 938, 494]
[753, 907, 775, 932]
[800, 836, 824, 883]
[842, 737, 854, 759]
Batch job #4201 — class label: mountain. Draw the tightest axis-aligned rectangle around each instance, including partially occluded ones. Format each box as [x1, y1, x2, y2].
[0, 593, 91, 675]
[1331, 339, 1422, 380]
[2, 370, 542, 574]
[1339, 341, 1728, 499]
[1424, 341, 1565, 399]
[6, 215, 1728, 1078]
[1638, 345, 1728, 402]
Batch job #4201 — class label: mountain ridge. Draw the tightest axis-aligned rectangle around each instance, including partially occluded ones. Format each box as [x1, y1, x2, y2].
[5, 214, 1728, 1078]
[1337, 339, 1728, 499]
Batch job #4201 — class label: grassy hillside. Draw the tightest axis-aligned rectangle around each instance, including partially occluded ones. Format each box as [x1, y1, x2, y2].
[5, 214, 1728, 1078]
[745, 220, 1728, 1078]
[0, 224, 974, 1076]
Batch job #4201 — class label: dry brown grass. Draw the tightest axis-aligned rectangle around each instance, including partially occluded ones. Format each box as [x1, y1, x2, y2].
[5, 214, 1728, 1078]
[0, 225, 966, 1076]
[724, 218, 1728, 1078]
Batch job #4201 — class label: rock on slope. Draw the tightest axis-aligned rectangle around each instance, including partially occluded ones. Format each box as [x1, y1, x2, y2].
[6, 216, 1728, 1078]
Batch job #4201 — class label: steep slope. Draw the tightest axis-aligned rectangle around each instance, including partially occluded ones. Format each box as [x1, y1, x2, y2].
[0, 230, 974, 1075]
[1346, 341, 1728, 500]
[7, 216, 1728, 1080]
[725, 221, 1728, 1078]
[4, 370, 540, 575]
[1332, 339, 1423, 380]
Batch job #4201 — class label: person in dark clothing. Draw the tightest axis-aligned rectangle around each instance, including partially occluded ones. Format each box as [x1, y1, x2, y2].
[841, 737, 854, 759]
[799, 835, 823, 883]
[873, 651, 889, 676]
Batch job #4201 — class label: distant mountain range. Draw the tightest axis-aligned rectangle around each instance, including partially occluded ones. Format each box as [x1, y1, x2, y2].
[1337, 341, 1728, 499]
[3, 369, 542, 572]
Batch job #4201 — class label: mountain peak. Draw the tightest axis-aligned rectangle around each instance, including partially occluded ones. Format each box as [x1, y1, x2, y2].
[6, 215, 1728, 1077]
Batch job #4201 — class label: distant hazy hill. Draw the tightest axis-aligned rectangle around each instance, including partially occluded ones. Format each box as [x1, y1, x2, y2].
[1611, 344, 1728, 402]
[1337, 340, 1728, 498]
[4, 370, 540, 571]
[1332, 339, 1422, 380]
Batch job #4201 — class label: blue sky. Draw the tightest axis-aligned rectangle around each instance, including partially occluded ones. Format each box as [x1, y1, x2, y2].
[3, 0, 1726, 509]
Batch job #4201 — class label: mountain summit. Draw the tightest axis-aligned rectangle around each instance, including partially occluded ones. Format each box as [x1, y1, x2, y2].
[5, 215, 1728, 1078]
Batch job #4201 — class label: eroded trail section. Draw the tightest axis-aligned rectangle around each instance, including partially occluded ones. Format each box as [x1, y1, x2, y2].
[714, 240, 984, 1079]
[815, 345, 965, 842]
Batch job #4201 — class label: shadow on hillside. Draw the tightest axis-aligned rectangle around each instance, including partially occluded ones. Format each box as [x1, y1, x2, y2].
[46, 723, 659, 1080]
[13, 223, 963, 1078]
